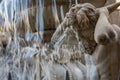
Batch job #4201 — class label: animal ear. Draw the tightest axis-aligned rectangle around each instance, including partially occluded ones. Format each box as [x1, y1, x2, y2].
[106, 2, 120, 14]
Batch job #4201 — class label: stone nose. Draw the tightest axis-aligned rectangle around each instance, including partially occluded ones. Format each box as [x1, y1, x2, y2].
[107, 29, 116, 41]
[94, 10, 117, 45]
[95, 30, 116, 45]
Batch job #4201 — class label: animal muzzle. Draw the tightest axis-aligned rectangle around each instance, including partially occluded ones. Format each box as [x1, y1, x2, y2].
[94, 7, 117, 45]
[95, 28, 117, 45]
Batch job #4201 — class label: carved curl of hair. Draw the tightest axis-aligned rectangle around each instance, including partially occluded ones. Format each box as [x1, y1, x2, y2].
[76, 3, 98, 30]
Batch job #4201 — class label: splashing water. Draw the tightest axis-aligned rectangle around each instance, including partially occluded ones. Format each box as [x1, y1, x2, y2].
[0, 0, 99, 80]
[0, 0, 44, 80]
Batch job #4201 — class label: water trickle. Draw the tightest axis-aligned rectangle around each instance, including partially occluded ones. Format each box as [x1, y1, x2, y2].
[0, 0, 39, 80]
[60, 6, 64, 21]
[39, 0, 44, 33]
[0, 0, 99, 80]
[52, 0, 60, 27]
[35, 0, 44, 42]
[75, 0, 78, 4]
[69, 0, 72, 8]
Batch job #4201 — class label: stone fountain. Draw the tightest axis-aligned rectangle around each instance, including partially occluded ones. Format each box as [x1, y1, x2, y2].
[0, 0, 119, 80]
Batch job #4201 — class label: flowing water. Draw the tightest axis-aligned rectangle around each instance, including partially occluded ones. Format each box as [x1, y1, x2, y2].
[0, 0, 98, 80]
[0, 0, 44, 80]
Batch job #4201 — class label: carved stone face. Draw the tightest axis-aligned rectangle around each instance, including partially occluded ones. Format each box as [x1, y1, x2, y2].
[66, 3, 97, 28]
[77, 3, 97, 29]
[62, 3, 99, 55]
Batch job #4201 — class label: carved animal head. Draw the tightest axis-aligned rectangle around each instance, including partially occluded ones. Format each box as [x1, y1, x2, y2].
[66, 2, 120, 45]
[65, 3, 98, 42]
[94, 2, 120, 45]
[66, 3, 97, 28]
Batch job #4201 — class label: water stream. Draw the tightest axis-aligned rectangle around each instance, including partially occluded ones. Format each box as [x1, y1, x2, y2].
[0, 0, 42, 80]
[0, 0, 98, 80]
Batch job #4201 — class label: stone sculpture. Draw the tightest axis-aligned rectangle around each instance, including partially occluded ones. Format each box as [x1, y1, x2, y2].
[50, 2, 120, 80]
[0, 1, 120, 80]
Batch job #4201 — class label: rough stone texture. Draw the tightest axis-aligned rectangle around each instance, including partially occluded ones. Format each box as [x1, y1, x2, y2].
[43, 0, 107, 42]
[46, 0, 120, 80]
[43, 1, 120, 79]
[105, 0, 120, 80]
[0, 0, 119, 80]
